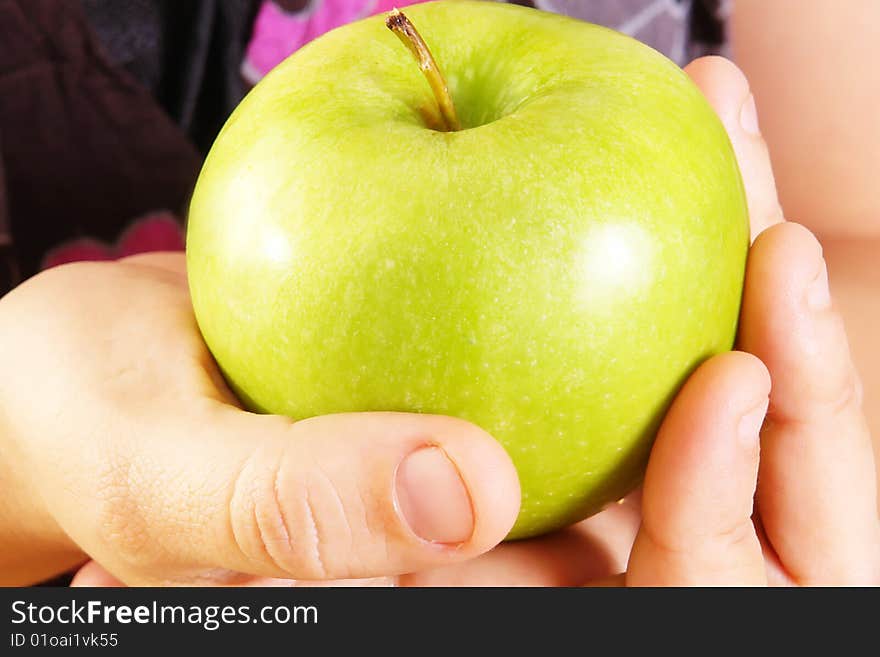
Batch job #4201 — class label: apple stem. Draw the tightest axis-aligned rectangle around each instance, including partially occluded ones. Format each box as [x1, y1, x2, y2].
[386, 8, 461, 132]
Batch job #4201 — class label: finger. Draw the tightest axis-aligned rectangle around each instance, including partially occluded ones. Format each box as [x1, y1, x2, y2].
[400, 493, 641, 586]
[685, 56, 784, 242]
[71, 561, 123, 587]
[627, 352, 770, 586]
[739, 222, 880, 584]
[51, 409, 521, 584]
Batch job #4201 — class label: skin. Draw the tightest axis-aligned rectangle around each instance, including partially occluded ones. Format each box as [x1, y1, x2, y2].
[2, 8, 879, 587]
[729, 0, 880, 505]
[822, 240, 880, 502]
[730, 0, 880, 240]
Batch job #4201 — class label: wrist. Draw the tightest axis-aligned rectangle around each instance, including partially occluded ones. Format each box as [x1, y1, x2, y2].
[0, 453, 85, 584]
[0, 402, 85, 585]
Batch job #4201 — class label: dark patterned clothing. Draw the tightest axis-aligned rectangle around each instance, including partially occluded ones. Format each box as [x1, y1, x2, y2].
[0, 0, 727, 296]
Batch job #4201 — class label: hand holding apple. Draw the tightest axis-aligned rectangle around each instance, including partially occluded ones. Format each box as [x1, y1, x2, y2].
[0, 252, 522, 586]
[187, 0, 750, 539]
[68, 55, 879, 589]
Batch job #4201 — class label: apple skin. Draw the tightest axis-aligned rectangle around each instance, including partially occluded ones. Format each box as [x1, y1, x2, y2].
[186, 1, 749, 539]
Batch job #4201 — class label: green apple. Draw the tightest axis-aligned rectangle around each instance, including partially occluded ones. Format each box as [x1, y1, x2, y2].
[186, 0, 748, 539]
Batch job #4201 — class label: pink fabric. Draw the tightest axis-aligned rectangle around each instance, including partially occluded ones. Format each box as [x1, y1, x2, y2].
[242, 0, 425, 83]
[41, 2, 422, 272]
[42, 212, 185, 269]
[44, 3, 421, 270]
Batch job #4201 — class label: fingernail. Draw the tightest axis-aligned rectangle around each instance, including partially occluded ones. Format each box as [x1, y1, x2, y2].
[738, 397, 769, 447]
[806, 262, 832, 310]
[740, 94, 760, 136]
[395, 446, 474, 544]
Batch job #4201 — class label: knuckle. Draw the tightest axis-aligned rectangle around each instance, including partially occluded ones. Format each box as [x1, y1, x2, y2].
[0, 263, 83, 344]
[229, 447, 356, 579]
[643, 515, 757, 561]
[769, 304, 861, 426]
[713, 518, 760, 554]
[769, 369, 861, 430]
[640, 516, 693, 558]
[854, 370, 865, 409]
[14, 262, 112, 311]
[819, 365, 864, 418]
[794, 311, 851, 382]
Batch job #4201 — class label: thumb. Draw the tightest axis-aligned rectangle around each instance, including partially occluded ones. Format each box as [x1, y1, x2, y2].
[54, 406, 520, 584]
